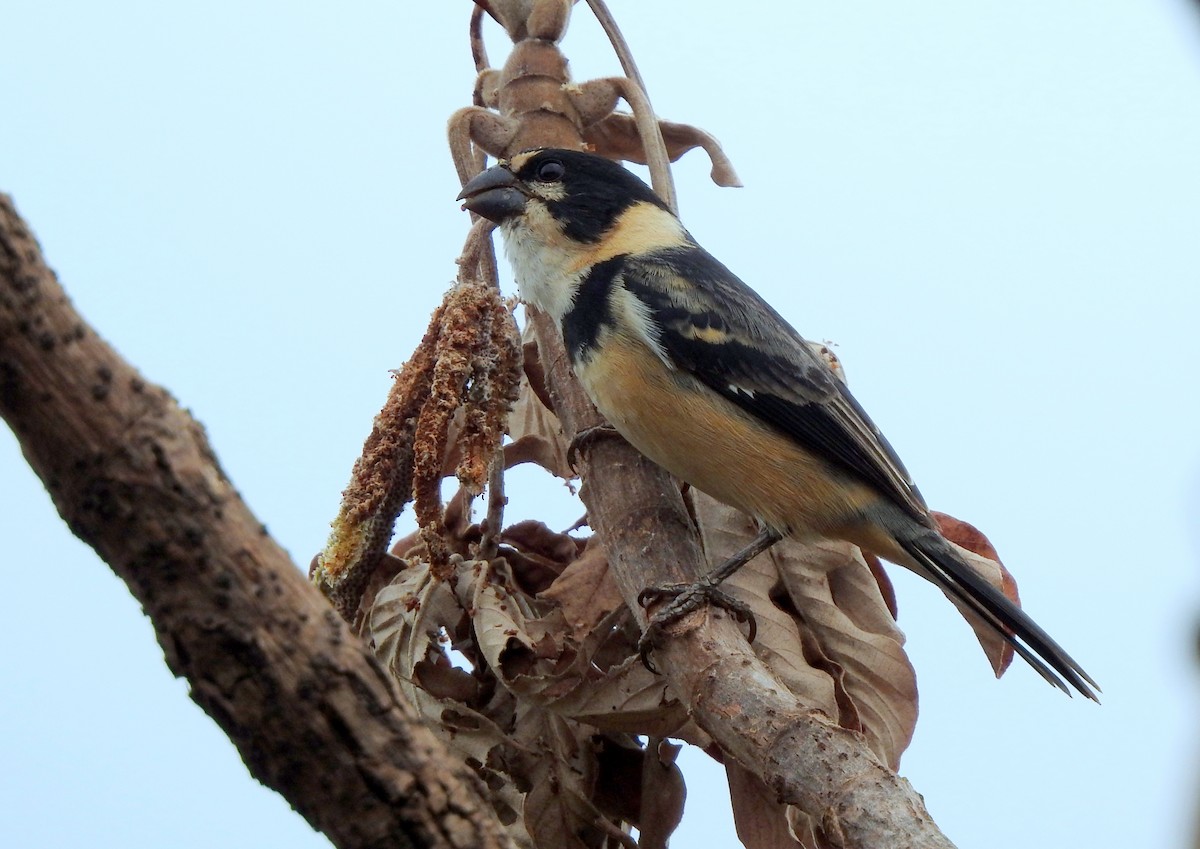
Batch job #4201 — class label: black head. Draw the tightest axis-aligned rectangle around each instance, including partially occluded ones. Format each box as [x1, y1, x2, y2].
[458, 148, 672, 243]
[508, 149, 670, 242]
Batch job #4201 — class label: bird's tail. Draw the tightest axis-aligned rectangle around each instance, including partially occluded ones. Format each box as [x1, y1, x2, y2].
[890, 522, 1099, 701]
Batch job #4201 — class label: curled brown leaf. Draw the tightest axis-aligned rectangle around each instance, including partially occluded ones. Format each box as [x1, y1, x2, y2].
[695, 495, 917, 771]
[931, 510, 1019, 677]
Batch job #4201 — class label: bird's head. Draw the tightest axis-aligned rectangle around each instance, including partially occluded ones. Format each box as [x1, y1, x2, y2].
[457, 148, 671, 245]
[457, 149, 688, 321]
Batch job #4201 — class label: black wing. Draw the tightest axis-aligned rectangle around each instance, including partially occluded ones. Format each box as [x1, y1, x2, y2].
[621, 243, 930, 524]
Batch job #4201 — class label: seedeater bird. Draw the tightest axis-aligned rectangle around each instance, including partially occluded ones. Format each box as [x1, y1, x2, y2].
[457, 148, 1098, 700]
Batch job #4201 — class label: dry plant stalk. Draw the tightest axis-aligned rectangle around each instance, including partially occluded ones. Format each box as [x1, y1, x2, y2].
[318, 2, 1039, 847]
[313, 223, 521, 618]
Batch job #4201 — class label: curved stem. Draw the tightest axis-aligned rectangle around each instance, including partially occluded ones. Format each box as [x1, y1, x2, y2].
[583, 0, 677, 212]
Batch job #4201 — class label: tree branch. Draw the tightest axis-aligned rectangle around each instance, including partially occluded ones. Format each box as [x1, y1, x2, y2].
[0, 193, 513, 849]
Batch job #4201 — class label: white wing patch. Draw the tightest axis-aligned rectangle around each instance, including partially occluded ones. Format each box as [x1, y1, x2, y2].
[611, 285, 675, 370]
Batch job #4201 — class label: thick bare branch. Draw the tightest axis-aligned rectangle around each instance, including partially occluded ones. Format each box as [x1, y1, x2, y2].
[0, 194, 513, 849]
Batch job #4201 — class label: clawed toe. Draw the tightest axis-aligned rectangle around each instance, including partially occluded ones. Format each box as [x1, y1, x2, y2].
[636, 579, 758, 672]
[566, 424, 623, 471]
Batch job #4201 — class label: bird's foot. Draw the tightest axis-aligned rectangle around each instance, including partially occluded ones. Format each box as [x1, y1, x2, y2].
[567, 423, 623, 471]
[636, 578, 757, 672]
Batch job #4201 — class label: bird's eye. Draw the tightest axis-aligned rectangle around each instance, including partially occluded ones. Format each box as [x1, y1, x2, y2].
[536, 159, 565, 182]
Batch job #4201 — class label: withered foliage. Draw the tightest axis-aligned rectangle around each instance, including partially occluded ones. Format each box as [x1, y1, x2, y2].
[314, 3, 1025, 847]
[313, 259, 521, 614]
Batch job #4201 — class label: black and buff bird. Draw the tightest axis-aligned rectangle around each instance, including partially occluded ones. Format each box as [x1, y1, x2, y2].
[458, 148, 1097, 700]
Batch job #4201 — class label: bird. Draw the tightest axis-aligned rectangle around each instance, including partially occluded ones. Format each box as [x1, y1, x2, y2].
[457, 147, 1098, 700]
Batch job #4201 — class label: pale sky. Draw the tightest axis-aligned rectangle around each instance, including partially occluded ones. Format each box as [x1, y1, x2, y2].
[4, 2, 1200, 848]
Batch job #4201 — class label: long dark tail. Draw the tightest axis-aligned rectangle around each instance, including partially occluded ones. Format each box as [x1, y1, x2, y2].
[894, 525, 1099, 701]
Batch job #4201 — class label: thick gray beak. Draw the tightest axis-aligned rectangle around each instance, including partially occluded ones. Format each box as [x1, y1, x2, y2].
[457, 165, 528, 223]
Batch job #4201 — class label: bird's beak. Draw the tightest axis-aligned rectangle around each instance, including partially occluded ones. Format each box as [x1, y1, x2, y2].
[457, 165, 528, 223]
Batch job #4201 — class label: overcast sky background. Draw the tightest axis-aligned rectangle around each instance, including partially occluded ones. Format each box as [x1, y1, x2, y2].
[4, 2, 1200, 847]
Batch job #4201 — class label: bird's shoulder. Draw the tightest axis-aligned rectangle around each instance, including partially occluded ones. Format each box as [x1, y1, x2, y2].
[618, 241, 839, 404]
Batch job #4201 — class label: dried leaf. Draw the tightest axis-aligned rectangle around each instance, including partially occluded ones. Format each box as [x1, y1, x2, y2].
[694, 495, 917, 770]
[695, 504, 841, 721]
[370, 556, 633, 848]
[504, 434, 571, 475]
[581, 112, 743, 187]
[727, 761, 808, 849]
[539, 539, 624, 642]
[519, 715, 613, 849]
[369, 557, 481, 721]
[547, 653, 688, 737]
[413, 659, 482, 704]
[520, 334, 556, 413]
[503, 519, 583, 566]
[473, 574, 687, 736]
[636, 739, 686, 849]
[492, 519, 584, 596]
[931, 510, 1020, 677]
[862, 550, 899, 619]
[506, 328, 573, 479]
[785, 808, 828, 849]
[370, 557, 536, 847]
[593, 737, 647, 828]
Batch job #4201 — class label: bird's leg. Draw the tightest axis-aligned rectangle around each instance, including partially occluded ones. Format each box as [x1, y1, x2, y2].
[567, 423, 624, 471]
[637, 525, 783, 670]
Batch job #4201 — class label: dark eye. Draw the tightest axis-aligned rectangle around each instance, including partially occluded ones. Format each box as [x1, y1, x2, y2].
[536, 159, 565, 182]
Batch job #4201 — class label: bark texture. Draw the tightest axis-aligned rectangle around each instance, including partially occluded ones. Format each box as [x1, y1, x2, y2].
[0, 194, 513, 849]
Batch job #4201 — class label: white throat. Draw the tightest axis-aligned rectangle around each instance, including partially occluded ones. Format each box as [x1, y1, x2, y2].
[500, 218, 583, 324]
